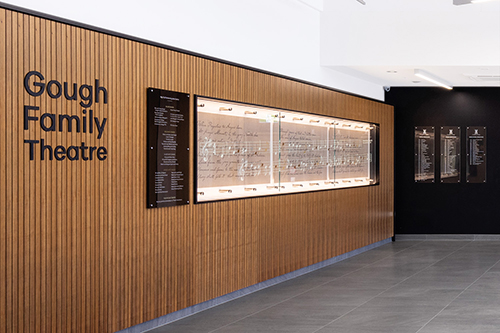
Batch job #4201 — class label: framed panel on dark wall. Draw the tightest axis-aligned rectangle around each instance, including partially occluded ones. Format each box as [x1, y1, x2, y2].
[467, 126, 487, 183]
[146, 88, 190, 208]
[440, 126, 461, 183]
[414, 126, 435, 183]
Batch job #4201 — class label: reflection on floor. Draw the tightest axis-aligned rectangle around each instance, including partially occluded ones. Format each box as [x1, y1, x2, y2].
[148, 240, 500, 333]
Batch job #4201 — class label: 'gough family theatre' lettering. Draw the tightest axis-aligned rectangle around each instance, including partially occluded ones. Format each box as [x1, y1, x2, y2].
[22, 70, 109, 161]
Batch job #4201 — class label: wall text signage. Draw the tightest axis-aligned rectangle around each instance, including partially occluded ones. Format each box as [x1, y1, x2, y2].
[23, 71, 108, 161]
[147, 88, 190, 208]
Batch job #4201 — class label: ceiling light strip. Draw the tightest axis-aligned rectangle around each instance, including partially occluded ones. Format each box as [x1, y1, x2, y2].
[454, 0, 499, 5]
[414, 69, 453, 90]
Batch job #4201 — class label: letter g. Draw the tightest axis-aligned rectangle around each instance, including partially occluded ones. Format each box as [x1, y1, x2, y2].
[24, 71, 45, 97]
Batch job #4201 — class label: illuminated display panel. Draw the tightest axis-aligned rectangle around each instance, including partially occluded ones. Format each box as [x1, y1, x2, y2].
[196, 96, 379, 202]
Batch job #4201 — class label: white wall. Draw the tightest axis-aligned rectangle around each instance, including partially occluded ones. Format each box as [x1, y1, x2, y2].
[2, 0, 385, 100]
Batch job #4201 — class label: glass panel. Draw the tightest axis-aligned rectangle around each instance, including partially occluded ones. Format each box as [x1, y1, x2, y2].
[466, 126, 486, 183]
[278, 111, 328, 188]
[414, 126, 435, 183]
[197, 112, 247, 188]
[196, 99, 276, 200]
[327, 122, 336, 184]
[333, 122, 372, 185]
[440, 126, 461, 183]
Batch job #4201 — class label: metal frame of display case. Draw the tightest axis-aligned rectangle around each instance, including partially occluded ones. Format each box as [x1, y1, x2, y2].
[194, 95, 380, 203]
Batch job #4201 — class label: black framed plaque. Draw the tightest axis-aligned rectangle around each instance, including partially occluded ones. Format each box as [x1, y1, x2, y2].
[440, 126, 460, 183]
[415, 126, 435, 183]
[467, 126, 486, 183]
[147, 88, 190, 208]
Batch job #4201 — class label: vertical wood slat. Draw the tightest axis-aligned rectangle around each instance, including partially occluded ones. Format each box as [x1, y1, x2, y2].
[32, 15, 41, 333]
[19, 12, 27, 333]
[5, 10, 15, 333]
[0, 8, 6, 333]
[0, 8, 394, 333]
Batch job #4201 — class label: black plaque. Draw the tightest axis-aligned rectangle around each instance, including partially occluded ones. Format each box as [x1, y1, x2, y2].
[415, 126, 435, 183]
[467, 126, 486, 183]
[147, 88, 190, 208]
[440, 126, 460, 183]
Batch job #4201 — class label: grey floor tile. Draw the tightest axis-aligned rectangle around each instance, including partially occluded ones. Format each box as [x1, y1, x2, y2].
[326, 304, 442, 328]
[379, 285, 462, 304]
[212, 316, 324, 333]
[217, 292, 289, 311]
[396, 274, 474, 290]
[316, 325, 421, 333]
[470, 271, 500, 287]
[488, 261, 500, 272]
[456, 289, 500, 304]
[324, 274, 404, 290]
[298, 286, 386, 306]
[257, 302, 355, 323]
[433, 302, 500, 323]
[273, 295, 358, 310]
[310, 262, 367, 278]
[151, 313, 242, 332]
[150, 325, 213, 333]
[418, 323, 500, 333]
[425, 234, 474, 241]
[428, 262, 493, 273]
[244, 284, 307, 301]
[364, 290, 461, 307]
[338, 245, 408, 264]
[281, 271, 345, 287]
[366, 243, 419, 256]
[420, 312, 500, 333]
[369, 256, 438, 270]
[199, 299, 273, 317]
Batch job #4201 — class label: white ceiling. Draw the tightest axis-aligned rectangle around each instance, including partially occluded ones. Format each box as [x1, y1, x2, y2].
[320, 0, 500, 88]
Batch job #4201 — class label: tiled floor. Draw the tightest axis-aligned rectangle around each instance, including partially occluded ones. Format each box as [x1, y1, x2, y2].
[148, 241, 500, 333]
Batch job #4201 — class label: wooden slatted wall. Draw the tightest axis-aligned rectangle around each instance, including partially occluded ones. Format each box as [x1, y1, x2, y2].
[0, 8, 394, 333]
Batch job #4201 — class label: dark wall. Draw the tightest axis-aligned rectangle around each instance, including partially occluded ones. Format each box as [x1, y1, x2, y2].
[386, 87, 500, 234]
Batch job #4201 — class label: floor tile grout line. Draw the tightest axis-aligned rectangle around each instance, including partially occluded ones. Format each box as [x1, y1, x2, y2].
[415, 254, 500, 333]
[207, 241, 425, 333]
[309, 240, 474, 333]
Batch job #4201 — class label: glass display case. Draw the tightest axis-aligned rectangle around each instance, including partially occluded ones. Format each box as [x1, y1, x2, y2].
[195, 96, 379, 202]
